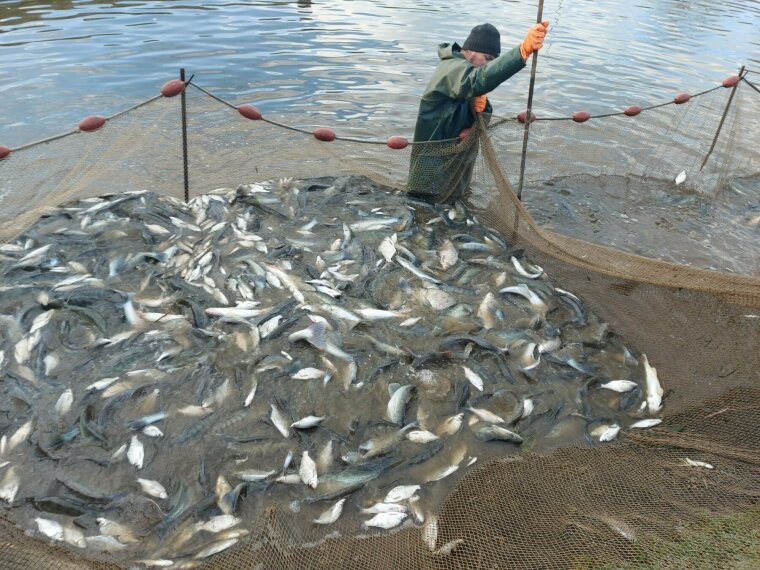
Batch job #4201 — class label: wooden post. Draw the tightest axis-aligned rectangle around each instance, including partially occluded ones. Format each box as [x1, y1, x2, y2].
[517, 0, 544, 200]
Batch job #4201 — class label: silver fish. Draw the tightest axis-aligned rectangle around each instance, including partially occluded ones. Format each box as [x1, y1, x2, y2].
[642, 354, 663, 413]
[462, 366, 484, 391]
[195, 515, 241, 534]
[35, 518, 64, 542]
[629, 418, 662, 429]
[364, 512, 407, 529]
[270, 403, 291, 438]
[395, 257, 442, 284]
[600, 380, 638, 393]
[291, 415, 326, 429]
[387, 385, 415, 425]
[499, 284, 546, 311]
[475, 425, 523, 444]
[127, 435, 145, 469]
[234, 469, 276, 482]
[510, 256, 543, 279]
[0, 467, 20, 503]
[136, 478, 168, 499]
[385, 485, 420, 503]
[299, 451, 318, 489]
[193, 538, 239, 559]
[312, 498, 346, 525]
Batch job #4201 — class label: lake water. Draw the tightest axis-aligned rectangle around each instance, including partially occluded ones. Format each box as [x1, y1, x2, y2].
[1, 0, 759, 147]
[0, 0, 758, 274]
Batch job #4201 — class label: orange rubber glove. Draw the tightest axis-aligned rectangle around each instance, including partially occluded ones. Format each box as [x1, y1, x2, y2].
[473, 95, 488, 113]
[520, 21, 549, 60]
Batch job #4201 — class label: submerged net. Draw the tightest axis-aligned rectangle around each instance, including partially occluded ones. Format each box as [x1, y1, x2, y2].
[0, 69, 758, 569]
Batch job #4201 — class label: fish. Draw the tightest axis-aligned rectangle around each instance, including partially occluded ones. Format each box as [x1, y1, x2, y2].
[438, 413, 464, 436]
[462, 366, 484, 391]
[355, 308, 406, 321]
[642, 354, 663, 413]
[235, 469, 276, 482]
[244, 378, 258, 407]
[0, 178, 661, 565]
[395, 257, 442, 284]
[0, 467, 20, 503]
[600, 380, 638, 393]
[438, 240, 458, 270]
[598, 424, 621, 442]
[127, 435, 145, 469]
[5, 421, 33, 454]
[407, 430, 440, 444]
[378, 234, 397, 262]
[136, 478, 168, 499]
[467, 406, 504, 424]
[385, 485, 420, 503]
[387, 384, 415, 425]
[270, 402, 291, 438]
[291, 368, 325, 381]
[499, 284, 546, 312]
[142, 425, 164, 438]
[359, 502, 407, 515]
[312, 498, 347, 525]
[126, 412, 168, 431]
[291, 415, 326, 429]
[299, 451, 318, 489]
[475, 426, 523, 444]
[684, 458, 713, 469]
[521, 398, 534, 418]
[629, 418, 662, 429]
[97, 517, 138, 544]
[364, 512, 407, 529]
[195, 515, 241, 534]
[35, 518, 65, 542]
[288, 322, 327, 350]
[194, 538, 239, 559]
[510, 256, 543, 279]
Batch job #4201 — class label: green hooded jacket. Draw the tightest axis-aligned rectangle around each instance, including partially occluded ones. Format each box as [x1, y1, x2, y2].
[407, 42, 526, 203]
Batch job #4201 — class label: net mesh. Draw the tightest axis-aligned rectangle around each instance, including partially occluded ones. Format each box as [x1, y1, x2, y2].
[0, 74, 758, 569]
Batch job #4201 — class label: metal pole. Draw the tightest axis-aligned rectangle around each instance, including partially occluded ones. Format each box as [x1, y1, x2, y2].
[180, 68, 190, 203]
[699, 65, 745, 171]
[517, 0, 544, 200]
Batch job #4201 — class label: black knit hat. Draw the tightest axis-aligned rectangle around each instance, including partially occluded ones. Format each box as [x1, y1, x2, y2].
[462, 23, 501, 58]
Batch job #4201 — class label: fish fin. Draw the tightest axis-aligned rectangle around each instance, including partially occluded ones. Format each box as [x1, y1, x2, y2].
[306, 322, 327, 350]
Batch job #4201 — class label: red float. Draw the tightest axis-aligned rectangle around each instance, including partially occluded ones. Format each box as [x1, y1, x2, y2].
[79, 115, 106, 132]
[0, 146, 10, 159]
[517, 110, 537, 123]
[572, 111, 591, 123]
[161, 79, 185, 97]
[238, 105, 262, 120]
[722, 75, 740, 88]
[313, 127, 336, 142]
[674, 92, 690, 104]
[624, 105, 642, 117]
[458, 127, 472, 140]
[386, 136, 409, 149]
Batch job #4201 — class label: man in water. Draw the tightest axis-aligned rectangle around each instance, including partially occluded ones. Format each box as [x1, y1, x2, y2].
[407, 21, 549, 203]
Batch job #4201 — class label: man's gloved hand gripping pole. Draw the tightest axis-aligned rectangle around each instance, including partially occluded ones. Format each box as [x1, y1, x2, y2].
[472, 21, 549, 114]
[520, 21, 549, 61]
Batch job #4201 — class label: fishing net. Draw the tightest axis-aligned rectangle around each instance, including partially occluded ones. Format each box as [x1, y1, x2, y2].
[0, 69, 758, 569]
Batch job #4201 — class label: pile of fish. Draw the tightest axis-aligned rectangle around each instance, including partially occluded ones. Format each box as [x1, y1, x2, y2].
[0, 175, 664, 568]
